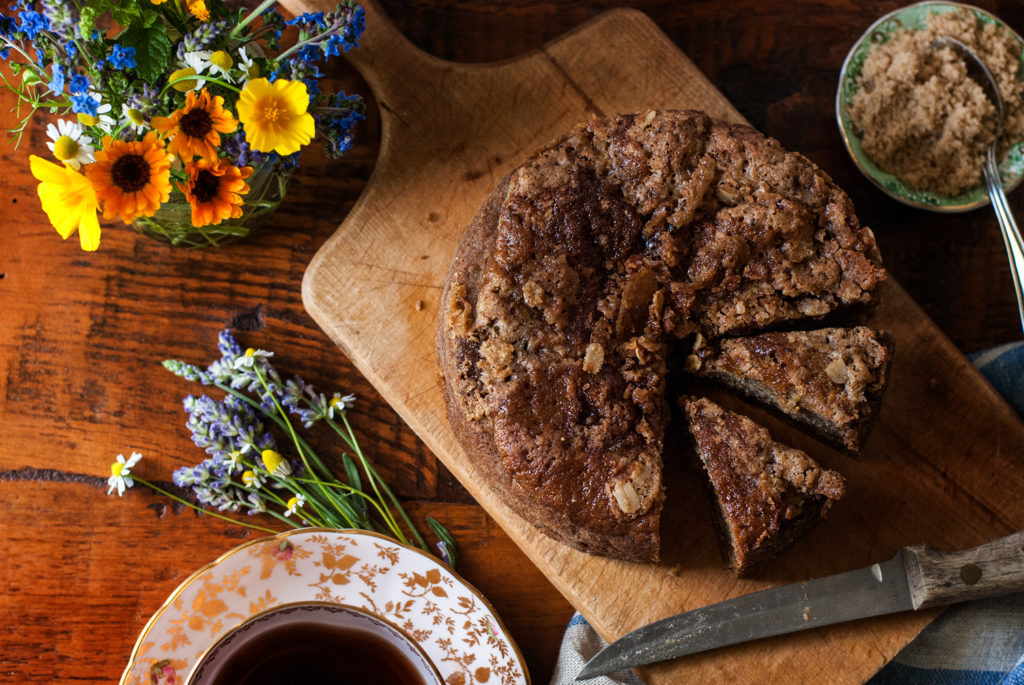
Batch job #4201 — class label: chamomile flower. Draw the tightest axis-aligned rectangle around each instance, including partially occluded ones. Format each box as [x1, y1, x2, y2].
[237, 46, 259, 79]
[45, 119, 94, 170]
[284, 494, 305, 517]
[224, 450, 244, 471]
[121, 103, 149, 135]
[234, 347, 274, 369]
[326, 393, 356, 419]
[181, 51, 211, 88]
[208, 50, 234, 80]
[261, 449, 291, 477]
[241, 470, 264, 489]
[107, 452, 142, 496]
[77, 97, 115, 134]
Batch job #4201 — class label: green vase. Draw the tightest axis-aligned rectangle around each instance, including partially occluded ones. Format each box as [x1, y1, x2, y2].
[131, 162, 289, 248]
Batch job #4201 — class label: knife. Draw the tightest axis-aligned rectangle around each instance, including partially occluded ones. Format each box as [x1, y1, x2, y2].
[577, 530, 1024, 680]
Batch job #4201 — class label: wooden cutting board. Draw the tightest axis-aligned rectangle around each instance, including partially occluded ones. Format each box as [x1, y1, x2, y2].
[288, 1, 1024, 682]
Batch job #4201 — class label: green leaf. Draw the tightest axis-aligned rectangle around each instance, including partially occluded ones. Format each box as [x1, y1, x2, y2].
[21, 68, 42, 88]
[111, 3, 141, 28]
[427, 518, 459, 568]
[141, 9, 160, 28]
[119, 23, 173, 84]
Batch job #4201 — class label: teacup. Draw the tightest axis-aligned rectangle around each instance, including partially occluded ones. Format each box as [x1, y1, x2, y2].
[185, 602, 443, 685]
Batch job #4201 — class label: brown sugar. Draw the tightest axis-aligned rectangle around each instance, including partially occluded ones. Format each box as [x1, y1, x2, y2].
[848, 8, 1024, 197]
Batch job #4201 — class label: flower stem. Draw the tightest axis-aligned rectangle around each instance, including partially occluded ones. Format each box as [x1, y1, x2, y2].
[328, 414, 427, 552]
[254, 368, 355, 528]
[134, 477, 278, 534]
[232, 0, 279, 39]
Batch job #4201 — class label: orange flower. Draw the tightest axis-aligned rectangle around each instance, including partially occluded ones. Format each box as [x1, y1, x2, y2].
[187, 0, 209, 20]
[87, 132, 172, 224]
[178, 157, 253, 227]
[152, 89, 238, 162]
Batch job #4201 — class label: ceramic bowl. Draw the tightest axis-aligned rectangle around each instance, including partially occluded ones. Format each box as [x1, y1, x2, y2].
[835, 1, 1024, 212]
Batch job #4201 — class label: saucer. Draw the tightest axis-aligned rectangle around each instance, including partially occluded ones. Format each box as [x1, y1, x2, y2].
[120, 528, 530, 685]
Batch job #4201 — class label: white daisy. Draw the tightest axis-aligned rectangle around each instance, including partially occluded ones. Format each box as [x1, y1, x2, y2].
[326, 393, 357, 419]
[107, 452, 142, 496]
[207, 49, 235, 81]
[45, 118, 95, 170]
[78, 94, 115, 134]
[284, 494, 305, 517]
[233, 348, 274, 369]
[224, 450, 244, 472]
[241, 469, 265, 490]
[121, 103, 148, 135]
[181, 51, 211, 89]
[237, 46, 259, 80]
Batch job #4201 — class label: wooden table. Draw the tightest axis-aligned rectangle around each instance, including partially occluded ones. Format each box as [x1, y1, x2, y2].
[1, 1, 1022, 683]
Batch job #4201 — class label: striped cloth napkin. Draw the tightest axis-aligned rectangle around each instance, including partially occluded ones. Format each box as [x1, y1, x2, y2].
[553, 341, 1024, 685]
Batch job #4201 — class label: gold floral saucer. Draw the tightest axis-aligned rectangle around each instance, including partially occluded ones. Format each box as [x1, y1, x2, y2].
[120, 528, 530, 685]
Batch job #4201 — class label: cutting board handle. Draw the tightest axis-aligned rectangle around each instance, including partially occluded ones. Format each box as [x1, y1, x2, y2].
[282, 0, 439, 110]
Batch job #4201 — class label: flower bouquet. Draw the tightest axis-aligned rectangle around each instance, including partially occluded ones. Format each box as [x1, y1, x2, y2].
[1, 0, 366, 248]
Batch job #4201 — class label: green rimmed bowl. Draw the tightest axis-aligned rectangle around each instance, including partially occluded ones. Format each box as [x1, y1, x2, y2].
[836, 1, 1024, 212]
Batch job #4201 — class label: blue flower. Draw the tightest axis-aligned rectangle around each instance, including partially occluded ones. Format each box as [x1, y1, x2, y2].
[108, 44, 136, 70]
[16, 9, 48, 40]
[68, 73, 89, 94]
[0, 13, 15, 38]
[296, 44, 321, 64]
[324, 34, 346, 58]
[222, 130, 269, 169]
[344, 5, 366, 48]
[286, 11, 325, 29]
[70, 92, 99, 117]
[47, 62, 65, 93]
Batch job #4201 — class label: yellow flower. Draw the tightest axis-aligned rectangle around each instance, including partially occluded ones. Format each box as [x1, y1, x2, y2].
[178, 157, 253, 227]
[236, 78, 315, 156]
[87, 132, 173, 224]
[29, 155, 101, 251]
[187, 0, 209, 21]
[153, 88, 238, 162]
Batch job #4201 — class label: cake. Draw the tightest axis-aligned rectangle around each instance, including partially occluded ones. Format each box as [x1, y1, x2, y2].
[438, 109, 885, 563]
[681, 397, 846, 574]
[688, 327, 893, 454]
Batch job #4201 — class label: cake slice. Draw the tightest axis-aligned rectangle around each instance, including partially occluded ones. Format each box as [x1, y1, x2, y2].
[682, 397, 845, 575]
[688, 327, 893, 454]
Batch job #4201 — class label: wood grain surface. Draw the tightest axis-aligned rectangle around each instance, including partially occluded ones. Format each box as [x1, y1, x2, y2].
[1, 1, 1023, 684]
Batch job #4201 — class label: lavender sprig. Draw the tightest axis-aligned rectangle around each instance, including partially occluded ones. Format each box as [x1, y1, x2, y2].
[140, 330, 459, 566]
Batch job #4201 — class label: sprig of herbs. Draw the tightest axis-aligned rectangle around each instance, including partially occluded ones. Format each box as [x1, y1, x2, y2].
[108, 330, 457, 568]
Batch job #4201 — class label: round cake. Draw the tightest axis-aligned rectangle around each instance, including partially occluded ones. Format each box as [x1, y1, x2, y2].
[437, 110, 885, 563]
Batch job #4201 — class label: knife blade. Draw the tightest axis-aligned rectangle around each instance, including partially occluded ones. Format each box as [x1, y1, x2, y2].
[577, 529, 1024, 680]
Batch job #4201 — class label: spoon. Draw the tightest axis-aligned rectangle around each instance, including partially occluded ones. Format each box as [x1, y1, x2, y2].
[931, 37, 1024, 332]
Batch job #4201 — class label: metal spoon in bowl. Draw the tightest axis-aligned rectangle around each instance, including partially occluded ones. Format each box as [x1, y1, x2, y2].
[931, 37, 1024, 331]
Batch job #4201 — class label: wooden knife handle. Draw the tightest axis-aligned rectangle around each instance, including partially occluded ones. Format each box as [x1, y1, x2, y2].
[904, 530, 1024, 610]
